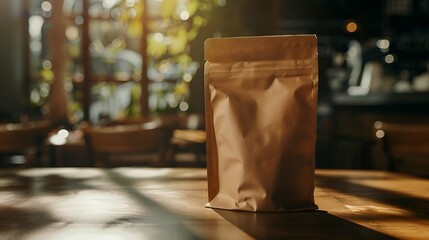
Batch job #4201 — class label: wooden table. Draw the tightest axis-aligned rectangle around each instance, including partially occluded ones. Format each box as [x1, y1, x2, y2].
[0, 168, 427, 239]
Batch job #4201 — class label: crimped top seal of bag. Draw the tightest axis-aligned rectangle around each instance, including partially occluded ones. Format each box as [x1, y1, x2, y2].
[204, 35, 317, 63]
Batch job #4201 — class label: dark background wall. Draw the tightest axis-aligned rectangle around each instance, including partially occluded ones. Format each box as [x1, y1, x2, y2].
[190, 0, 429, 112]
[0, 0, 26, 121]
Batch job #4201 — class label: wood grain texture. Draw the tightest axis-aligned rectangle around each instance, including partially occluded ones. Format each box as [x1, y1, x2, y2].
[0, 168, 427, 239]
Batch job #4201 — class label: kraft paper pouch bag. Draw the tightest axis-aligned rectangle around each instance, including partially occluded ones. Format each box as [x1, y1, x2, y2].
[204, 35, 319, 212]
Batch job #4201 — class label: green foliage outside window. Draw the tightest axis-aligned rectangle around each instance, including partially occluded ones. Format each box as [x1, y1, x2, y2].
[29, 0, 225, 123]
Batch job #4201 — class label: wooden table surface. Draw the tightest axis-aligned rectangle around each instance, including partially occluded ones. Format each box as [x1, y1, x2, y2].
[0, 168, 427, 240]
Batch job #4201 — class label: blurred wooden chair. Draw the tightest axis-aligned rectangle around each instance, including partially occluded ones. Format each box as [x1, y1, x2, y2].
[100, 113, 206, 166]
[106, 116, 156, 127]
[373, 121, 429, 177]
[0, 120, 52, 167]
[84, 124, 169, 167]
[166, 113, 206, 166]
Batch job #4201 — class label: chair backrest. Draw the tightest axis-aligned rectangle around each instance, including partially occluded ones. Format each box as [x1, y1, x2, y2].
[107, 113, 205, 130]
[0, 120, 52, 166]
[373, 121, 429, 176]
[0, 120, 52, 153]
[84, 124, 166, 166]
